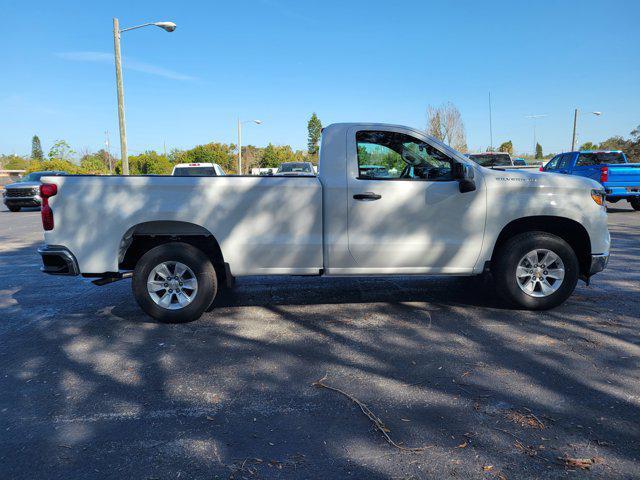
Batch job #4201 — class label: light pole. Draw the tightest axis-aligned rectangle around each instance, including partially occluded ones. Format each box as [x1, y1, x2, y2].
[525, 114, 547, 156]
[571, 109, 602, 151]
[237, 118, 262, 174]
[113, 18, 176, 175]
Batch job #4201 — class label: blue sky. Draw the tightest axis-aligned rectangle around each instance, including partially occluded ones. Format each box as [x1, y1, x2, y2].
[2, 0, 639, 157]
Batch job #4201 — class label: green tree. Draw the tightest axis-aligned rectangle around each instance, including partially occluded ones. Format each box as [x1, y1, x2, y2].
[598, 136, 627, 151]
[259, 144, 298, 168]
[48, 140, 75, 161]
[1, 155, 30, 170]
[307, 113, 322, 156]
[80, 154, 109, 174]
[27, 159, 79, 174]
[125, 151, 172, 175]
[579, 141, 598, 151]
[535, 143, 543, 159]
[174, 143, 237, 173]
[31, 135, 44, 160]
[497, 140, 513, 155]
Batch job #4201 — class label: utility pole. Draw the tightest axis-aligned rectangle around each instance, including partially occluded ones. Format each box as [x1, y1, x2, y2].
[112, 18, 176, 176]
[488, 91, 493, 151]
[237, 117, 242, 174]
[571, 108, 578, 151]
[113, 18, 129, 175]
[104, 130, 112, 174]
[237, 118, 262, 174]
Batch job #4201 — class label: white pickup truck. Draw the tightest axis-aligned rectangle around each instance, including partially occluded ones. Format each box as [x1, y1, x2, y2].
[38, 123, 610, 322]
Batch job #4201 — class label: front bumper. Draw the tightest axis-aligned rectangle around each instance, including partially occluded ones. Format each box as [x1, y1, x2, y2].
[589, 253, 609, 276]
[37, 245, 79, 276]
[3, 195, 41, 207]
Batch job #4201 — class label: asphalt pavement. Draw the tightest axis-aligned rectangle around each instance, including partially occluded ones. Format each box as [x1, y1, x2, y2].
[0, 203, 638, 479]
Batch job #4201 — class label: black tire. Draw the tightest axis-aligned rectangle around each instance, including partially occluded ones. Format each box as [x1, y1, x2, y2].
[630, 198, 640, 211]
[132, 242, 217, 323]
[493, 232, 579, 310]
[8, 206, 21, 212]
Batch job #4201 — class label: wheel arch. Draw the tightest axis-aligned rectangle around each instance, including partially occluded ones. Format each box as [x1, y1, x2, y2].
[118, 221, 233, 287]
[491, 216, 592, 277]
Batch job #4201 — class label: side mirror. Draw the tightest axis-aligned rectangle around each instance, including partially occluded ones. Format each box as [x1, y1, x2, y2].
[453, 162, 476, 193]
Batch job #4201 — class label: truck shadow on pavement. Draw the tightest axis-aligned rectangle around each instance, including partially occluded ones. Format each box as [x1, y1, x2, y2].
[1, 227, 639, 479]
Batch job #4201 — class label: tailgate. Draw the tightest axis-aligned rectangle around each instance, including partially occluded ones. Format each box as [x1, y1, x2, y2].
[605, 163, 640, 187]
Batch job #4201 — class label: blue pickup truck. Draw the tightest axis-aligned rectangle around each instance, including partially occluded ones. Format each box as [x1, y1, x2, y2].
[542, 150, 640, 210]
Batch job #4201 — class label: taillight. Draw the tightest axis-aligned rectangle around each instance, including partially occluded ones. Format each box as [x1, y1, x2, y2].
[600, 166, 609, 183]
[539, 166, 544, 172]
[40, 183, 57, 231]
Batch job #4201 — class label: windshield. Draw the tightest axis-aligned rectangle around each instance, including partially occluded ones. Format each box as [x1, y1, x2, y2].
[172, 167, 217, 176]
[277, 163, 313, 173]
[468, 153, 512, 167]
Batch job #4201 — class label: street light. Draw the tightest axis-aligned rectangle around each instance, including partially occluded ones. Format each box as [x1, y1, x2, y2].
[571, 109, 602, 151]
[237, 119, 262, 174]
[113, 18, 176, 175]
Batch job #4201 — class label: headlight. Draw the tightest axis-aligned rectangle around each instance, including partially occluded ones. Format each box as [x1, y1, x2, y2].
[591, 189, 606, 206]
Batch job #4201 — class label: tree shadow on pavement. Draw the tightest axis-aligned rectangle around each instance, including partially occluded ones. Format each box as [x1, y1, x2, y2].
[1, 225, 639, 479]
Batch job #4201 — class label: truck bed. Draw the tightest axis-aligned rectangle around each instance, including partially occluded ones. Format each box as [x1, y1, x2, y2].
[604, 163, 640, 198]
[42, 175, 324, 275]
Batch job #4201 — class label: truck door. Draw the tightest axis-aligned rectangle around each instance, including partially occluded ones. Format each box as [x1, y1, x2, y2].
[345, 127, 486, 273]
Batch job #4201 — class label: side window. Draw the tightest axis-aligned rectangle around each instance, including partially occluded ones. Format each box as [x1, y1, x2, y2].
[557, 154, 573, 171]
[576, 153, 598, 167]
[356, 131, 454, 181]
[544, 155, 560, 171]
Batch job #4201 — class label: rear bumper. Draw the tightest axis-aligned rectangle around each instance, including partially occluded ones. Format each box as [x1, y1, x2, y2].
[37, 245, 79, 276]
[605, 186, 640, 199]
[589, 253, 609, 276]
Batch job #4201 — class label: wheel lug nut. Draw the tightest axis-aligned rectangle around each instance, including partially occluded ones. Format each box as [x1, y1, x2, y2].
[168, 289, 173, 293]
[179, 282, 183, 286]
[164, 283, 168, 287]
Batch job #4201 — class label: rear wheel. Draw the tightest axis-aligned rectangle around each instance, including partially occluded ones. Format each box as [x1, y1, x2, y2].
[630, 197, 640, 211]
[493, 232, 579, 310]
[132, 242, 217, 323]
[8, 206, 21, 212]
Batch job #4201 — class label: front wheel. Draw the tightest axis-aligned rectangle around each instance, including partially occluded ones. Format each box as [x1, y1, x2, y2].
[493, 232, 579, 310]
[630, 198, 640, 211]
[132, 242, 217, 323]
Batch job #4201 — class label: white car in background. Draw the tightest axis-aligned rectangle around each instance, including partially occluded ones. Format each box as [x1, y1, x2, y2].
[171, 163, 225, 176]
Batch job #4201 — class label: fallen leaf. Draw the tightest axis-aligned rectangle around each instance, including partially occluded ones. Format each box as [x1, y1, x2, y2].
[483, 465, 493, 471]
[559, 456, 603, 470]
[400, 418, 411, 422]
[457, 441, 467, 448]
